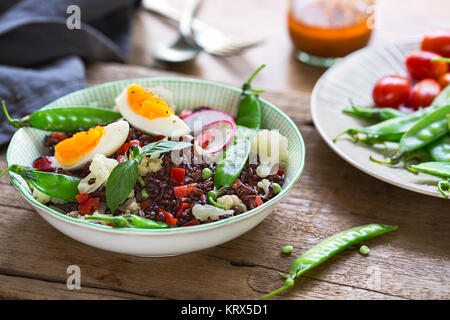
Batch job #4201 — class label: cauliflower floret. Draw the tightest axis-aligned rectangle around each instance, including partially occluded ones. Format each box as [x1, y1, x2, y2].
[192, 204, 234, 222]
[78, 154, 118, 194]
[250, 130, 288, 177]
[217, 195, 247, 212]
[32, 188, 51, 204]
[257, 179, 271, 199]
[118, 197, 140, 214]
[67, 211, 79, 218]
[138, 156, 163, 176]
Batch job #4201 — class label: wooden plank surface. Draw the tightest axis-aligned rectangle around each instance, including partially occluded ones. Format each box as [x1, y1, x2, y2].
[0, 63, 449, 300]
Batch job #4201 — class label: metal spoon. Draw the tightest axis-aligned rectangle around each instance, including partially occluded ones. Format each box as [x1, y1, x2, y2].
[151, 0, 203, 63]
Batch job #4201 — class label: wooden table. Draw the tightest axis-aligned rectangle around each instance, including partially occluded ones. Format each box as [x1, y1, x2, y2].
[1, 0, 449, 300]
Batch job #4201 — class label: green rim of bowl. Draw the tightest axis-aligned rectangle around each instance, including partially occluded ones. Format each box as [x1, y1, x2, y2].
[6, 77, 305, 234]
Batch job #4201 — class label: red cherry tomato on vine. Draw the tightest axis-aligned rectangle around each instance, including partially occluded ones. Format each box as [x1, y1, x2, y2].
[421, 30, 450, 58]
[372, 75, 411, 108]
[438, 72, 450, 89]
[406, 51, 448, 80]
[410, 79, 441, 110]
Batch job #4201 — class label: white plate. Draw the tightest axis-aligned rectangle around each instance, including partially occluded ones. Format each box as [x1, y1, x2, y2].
[311, 37, 447, 198]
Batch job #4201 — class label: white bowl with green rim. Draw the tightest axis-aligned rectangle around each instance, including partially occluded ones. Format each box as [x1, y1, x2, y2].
[6, 78, 305, 257]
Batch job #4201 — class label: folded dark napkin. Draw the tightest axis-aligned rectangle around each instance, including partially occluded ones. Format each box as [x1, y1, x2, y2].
[0, 0, 138, 145]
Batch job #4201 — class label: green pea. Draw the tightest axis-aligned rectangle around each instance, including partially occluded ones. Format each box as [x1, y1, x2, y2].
[202, 168, 213, 179]
[272, 183, 282, 194]
[359, 245, 370, 255]
[141, 188, 149, 199]
[282, 245, 293, 254]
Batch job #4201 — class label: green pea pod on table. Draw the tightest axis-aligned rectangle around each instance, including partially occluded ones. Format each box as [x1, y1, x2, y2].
[2, 101, 122, 132]
[411, 162, 450, 198]
[86, 214, 168, 229]
[260, 224, 398, 299]
[342, 105, 406, 122]
[211, 65, 265, 199]
[0, 165, 81, 202]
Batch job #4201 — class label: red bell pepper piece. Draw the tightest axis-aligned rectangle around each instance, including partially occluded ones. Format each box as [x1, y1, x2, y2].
[117, 139, 141, 153]
[173, 183, 197, 199]
[277, 168, 284, 176]
[253, 195, 263, 207]
[170, 167, 186, 184]
[158, 209, 178, 226]
[181, 219, 200, 227]
[33, 156, 55, 172]
[154, 135, 166, 141]
[50, 132, 69, 142]
[78, 198, 100, 215]
[176, 202, 190, 217]
[75, 193, 90, 204]
[140, 198, 153, 211]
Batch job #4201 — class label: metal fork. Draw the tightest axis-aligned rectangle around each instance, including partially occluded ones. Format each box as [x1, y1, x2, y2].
[141, 0, 263, 56]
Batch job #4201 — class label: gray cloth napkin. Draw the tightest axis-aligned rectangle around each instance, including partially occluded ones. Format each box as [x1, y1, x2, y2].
[0, 0, 138, 145]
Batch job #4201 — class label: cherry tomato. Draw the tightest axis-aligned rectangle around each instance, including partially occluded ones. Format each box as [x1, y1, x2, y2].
[438, 72, 450, 89]
[372, 75, 411, 108]
[410, 79, 441, 110]
[421, 30, 450, 58]
[406, 51, 448, 80]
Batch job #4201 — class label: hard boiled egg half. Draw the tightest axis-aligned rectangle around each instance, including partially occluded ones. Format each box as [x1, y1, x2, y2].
[115, 84, 190, 137]
[53, 120, 129, 170]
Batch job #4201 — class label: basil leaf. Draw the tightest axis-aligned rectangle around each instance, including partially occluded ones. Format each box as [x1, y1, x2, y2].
[140, 140, 191, 157]
[105, 160, 139, 213]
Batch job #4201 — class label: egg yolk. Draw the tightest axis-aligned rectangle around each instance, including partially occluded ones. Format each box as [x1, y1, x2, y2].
[55, 126, 106, 167]
[127, 84, 174, 120]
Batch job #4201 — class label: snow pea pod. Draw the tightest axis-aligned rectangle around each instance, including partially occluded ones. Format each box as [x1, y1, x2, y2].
[213, 65, 264, 191]
[394, 104, 450, 162]
[3, 101, 122, 132]
[260, 223, 398, 299]
[411, 161, 450, 178]
[411, 161, 450, 198]
[85, 214, 168, 229]
[336, 85, 450, 143]
[335, 105, 438, 143]
[342, 105, 406, 122]
[427, 135, 450, 162]
[214, 125, 256, 189]
[0, 164, 81, 202]
[235, 64, 265, 130]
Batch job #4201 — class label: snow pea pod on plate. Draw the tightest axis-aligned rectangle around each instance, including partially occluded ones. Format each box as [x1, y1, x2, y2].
[411, 161, 450, 198]
[260, 223, 397, 299]
[335, 85, 450, 143]
[427, 135, 450, 162]
[387, 104, 450, 163]
[2, 101, 122, 132]
[342, 105, 406, 122]
[0, 164, 81, 202]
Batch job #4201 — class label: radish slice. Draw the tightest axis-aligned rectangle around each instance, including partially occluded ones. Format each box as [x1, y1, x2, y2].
[183, 109, 235, 134]
[194, 120, 236, 154]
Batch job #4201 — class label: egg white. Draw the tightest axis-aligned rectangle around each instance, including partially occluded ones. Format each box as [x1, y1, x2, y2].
[115, 86, 190, 137]
[53, 120, 130, 170]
